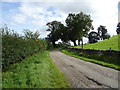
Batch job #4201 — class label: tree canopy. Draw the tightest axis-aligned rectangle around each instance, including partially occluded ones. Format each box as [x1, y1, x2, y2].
[23, 29, 40, 39]
[46, 12, 112, 47]
[88, 31, 100, 44]
[46, 21, 64, 46]
[65, 12, 93, 46]
[97, 25, 110, 40]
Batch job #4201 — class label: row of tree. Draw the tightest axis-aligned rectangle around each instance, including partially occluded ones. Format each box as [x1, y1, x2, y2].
[89, 25, 111, 44]
[46, 12, 110, 46]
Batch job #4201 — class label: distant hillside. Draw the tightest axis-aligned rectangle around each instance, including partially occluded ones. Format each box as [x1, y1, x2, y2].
[74, 34, 120, 50]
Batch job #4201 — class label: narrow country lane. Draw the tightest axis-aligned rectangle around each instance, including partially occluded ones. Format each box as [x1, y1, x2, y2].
[50, 49, 119, 88]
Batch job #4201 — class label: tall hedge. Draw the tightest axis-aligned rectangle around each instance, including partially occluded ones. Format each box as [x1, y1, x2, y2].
[2, 28, 47, 69]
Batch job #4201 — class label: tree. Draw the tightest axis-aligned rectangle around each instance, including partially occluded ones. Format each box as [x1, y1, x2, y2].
[46, 21, 64, 46]
[65, 13, 78, 46]
[23, 29, 40, 39]
[116, 22, 120, 34]
[60, 26, 69, 43]
[97, 25, 109, 40]
[77, 12, 94, 48]
[65, 12, 93, 47]
[88, 31, 100, 44]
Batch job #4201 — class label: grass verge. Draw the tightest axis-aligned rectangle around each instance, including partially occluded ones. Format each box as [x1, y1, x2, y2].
[2, 51, 70, 88]
[61, 49, 120, 70]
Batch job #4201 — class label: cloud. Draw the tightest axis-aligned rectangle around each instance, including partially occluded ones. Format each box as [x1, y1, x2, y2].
[10, 2, 68, 37]
[15, 2, 67, 25]
[2, 0, 92, 2]
[13, 14, 26, 24]
[19, 3, 46, 17]
[2, 0, 119, 39]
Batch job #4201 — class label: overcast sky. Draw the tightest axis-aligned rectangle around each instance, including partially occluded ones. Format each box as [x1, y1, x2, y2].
[1, 0, 119, 42]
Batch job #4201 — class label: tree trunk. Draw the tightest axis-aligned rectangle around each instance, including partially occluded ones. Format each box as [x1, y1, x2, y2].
[73, 41, 77, 46]
[81, 37, 83, 49]
[78, 39, 81, 45]
[52, 41, 56, 47]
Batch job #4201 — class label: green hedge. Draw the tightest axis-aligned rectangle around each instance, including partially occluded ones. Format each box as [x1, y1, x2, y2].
[66, 47, 120, 66]
[2, 29, 47, 69]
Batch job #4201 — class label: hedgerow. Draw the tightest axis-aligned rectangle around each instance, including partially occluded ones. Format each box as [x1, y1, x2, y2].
[66, 47, 120, 66]
[2, 27, 47, 69]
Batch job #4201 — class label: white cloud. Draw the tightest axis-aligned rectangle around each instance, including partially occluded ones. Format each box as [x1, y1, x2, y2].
[3, 0, 119, 38]
[13, 14, 26, 24]
[15, 2, 67, 26]
[10, 2, 68, 37]
[92, 15, 117, 35]
[19, 3, 46, 17]
[86, 0, 118, 36]
[2, 0, 92, 2]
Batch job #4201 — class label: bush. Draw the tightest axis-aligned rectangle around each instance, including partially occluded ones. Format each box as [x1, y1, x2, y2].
[2, 28, 47, 69]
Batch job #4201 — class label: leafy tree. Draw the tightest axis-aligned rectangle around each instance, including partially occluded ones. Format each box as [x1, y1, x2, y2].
[65, 13, 78, 46]
[88, 31, 100, 44]
[97, 25, 109, 40]
[23, 29, 40, 39]
[116, 22, 120, 34]
[76, 12, 93, 46]
[60, 26, 70, 43]
[65, 12, 93, 47]
[46, 21, 64, 46]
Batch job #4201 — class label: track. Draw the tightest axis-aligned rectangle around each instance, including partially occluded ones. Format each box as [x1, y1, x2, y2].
[50, 49, 119, 88]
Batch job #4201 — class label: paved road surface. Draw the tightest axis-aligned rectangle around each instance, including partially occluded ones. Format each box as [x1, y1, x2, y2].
[50, 49, 119, 88]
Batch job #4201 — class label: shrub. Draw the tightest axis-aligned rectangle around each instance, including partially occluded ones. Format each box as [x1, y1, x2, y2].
[2, 27, 47, 69]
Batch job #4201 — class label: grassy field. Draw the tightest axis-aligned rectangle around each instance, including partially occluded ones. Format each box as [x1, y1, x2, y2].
[61, 49, 120, 70]
[74, 34, 120, 50]
[2, 51, 70, 88]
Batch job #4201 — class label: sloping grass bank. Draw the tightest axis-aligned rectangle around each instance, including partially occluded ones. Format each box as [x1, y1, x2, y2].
[61, 49, 120, 70]
[74, 34, 120, 50]
[2, 51, 70, 88]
